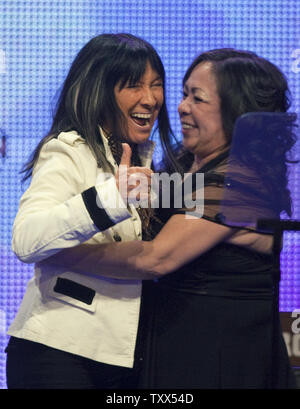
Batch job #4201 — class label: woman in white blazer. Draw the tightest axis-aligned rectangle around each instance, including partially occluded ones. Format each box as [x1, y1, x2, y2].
[6, 33, 178, 389]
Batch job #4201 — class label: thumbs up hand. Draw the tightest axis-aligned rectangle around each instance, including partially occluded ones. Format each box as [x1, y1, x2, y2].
[119, 142, 132, 168]
[116, 143, 153, 207]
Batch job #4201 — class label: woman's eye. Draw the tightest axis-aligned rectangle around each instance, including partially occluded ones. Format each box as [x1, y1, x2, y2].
[194, 96, 204, 102]
[127, 84, 139, 89]
[152, 82, 163, 87]
[125, 81, 141, 88]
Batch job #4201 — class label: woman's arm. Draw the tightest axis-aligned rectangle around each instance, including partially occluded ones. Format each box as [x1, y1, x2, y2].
[12, 136, 131, 264]
[46, 215, 235, 279]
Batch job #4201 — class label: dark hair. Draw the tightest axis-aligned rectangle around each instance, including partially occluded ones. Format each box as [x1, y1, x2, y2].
[183, 48, 292, 141]
[22, 33, 178, 180]
[179, 48, 298, 216]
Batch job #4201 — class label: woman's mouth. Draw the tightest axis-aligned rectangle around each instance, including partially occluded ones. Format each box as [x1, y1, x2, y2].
[182, 122, 196, 129]
[130, 113, 152, 127]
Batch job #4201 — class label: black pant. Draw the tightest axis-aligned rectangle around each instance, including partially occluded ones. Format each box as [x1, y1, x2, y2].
[5, 337, 142, 389]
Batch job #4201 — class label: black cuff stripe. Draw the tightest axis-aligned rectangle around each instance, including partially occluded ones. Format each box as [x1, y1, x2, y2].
[82, 186, 115, 231]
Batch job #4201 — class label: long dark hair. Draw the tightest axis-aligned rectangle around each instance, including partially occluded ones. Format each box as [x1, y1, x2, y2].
[22, 33, 179, 181]
[179, 48, 298, 216]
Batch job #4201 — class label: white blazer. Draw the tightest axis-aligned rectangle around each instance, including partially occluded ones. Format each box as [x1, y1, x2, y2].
[8, 129, 154, 368]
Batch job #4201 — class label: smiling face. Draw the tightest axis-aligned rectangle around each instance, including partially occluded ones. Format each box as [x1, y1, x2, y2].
[114, 62, 164, 144]
[178, 62, 226, 159]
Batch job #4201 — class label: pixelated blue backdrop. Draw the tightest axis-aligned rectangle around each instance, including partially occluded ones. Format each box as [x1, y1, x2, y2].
[0, 0, 299, 388]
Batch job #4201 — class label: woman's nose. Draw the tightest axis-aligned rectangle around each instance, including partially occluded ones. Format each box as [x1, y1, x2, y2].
[140, 87, 156, 106]
[178, 97, 191, 115]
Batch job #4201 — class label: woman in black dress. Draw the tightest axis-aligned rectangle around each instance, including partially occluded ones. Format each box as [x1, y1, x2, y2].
[50, 49, 297, 388]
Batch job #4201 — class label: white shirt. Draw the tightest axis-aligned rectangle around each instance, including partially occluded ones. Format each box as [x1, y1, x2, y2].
[8, 129, 154, 368]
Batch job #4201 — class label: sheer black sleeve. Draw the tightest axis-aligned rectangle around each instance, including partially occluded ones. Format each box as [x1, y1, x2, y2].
[172, 153, 279, 233]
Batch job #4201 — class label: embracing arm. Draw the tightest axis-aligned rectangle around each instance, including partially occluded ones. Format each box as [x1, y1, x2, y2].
[46, 215, 235, 279]
[12, 135, 131, 264]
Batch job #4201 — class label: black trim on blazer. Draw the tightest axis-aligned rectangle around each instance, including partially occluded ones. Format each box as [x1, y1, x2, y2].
[82, 186, 115, 231]
[54, 277, 96, 305]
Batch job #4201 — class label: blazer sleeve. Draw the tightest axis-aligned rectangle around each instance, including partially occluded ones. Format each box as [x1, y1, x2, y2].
[12, 137, 131, 264]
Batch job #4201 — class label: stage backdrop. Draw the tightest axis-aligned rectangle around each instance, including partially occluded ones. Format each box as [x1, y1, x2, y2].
[1, 0, 299, 388]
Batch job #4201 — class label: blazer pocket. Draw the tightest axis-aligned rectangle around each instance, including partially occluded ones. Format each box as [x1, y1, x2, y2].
[48, 277, 97, 313]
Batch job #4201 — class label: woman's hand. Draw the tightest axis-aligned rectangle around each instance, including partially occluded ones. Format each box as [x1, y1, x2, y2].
[116, 143, 153, 207]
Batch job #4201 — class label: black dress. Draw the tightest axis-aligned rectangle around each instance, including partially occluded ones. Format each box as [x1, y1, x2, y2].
[137, 151, 296, 389]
